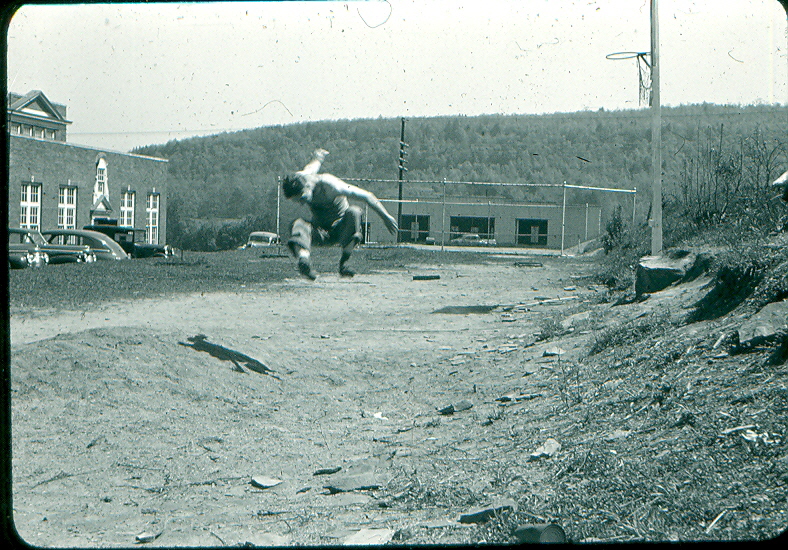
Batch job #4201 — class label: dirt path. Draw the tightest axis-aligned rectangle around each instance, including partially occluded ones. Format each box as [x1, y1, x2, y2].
[10, 260, 598, 546]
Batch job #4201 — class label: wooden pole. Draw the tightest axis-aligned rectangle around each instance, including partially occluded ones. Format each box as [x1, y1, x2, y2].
[397, 117, 407, 243]
[650, 0, 663, 255]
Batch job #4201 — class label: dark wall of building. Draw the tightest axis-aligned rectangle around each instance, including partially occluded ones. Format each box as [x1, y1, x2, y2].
[7, 135, 168, 241]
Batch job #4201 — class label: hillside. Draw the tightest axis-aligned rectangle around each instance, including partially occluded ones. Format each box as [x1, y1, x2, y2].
[132, 104, 787, 250]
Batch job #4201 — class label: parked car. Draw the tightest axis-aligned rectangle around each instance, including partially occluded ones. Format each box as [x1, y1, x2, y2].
[41, 229, 130, 261]
[9, 228, 96, 264]
[84, 221, 175, 258]
[241, 231, 281, 249]
[8, 233, 49, 269]
[449, 233, 497, 246]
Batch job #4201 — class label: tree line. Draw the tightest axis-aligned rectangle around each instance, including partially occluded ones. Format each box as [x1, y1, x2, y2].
[132, 103, 787, 251]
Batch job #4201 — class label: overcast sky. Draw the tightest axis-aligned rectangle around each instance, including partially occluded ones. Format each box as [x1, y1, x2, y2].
[6, 0, 787, 152]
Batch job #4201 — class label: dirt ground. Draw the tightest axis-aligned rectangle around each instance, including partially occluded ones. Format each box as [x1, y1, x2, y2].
[8, 255, 787, 546]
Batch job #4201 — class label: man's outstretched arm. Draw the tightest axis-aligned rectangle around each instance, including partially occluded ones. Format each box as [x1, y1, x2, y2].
[298, 148, 329, 175]
[322, 175, 399, 235]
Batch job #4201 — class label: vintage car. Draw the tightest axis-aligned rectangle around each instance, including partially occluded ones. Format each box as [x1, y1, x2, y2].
[41, 229, 130, 261]
[241, 231, 281, 249]
[8, 234, 48, 269]
[449, 233, 497, 246]
[9, 228, 96, 265]
[84, 221, 175, 258]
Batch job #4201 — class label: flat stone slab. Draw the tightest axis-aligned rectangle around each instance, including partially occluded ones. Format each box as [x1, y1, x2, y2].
[323, 462, 381, 493]
[342, 528, 394, 546]
[437, 399, 473, 415]
[324, 474, 380, 493]
[738, 300, 788, 347]
[458, 498, 518, 523]
[635, 250, 696, 297]
[528, 438, 562, 461]
[250, 476, 284, 489]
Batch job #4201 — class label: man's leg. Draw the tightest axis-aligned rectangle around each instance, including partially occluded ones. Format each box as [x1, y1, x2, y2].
[336, 206, 363, 277]
[288, 219, 317, 280]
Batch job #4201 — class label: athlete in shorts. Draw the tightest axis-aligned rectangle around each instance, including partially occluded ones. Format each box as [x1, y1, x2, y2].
[282, 149, 398, 280]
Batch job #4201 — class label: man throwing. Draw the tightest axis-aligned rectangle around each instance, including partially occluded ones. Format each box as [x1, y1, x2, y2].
[282, 149, 398, 280]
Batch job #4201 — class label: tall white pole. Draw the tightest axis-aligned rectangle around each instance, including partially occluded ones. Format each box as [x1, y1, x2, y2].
[560, 181, 567, 255]
[441, 179, 446, 251]
[276, 176, 281, 238]
[650, 0, 662, 255]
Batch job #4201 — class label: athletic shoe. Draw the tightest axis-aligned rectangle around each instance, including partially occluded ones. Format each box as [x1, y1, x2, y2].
[298, 257, 317, 280]
[339, 265, 355, 278]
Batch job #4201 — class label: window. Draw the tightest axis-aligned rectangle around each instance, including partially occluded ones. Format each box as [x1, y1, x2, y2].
[449, 216, 495, 242]
[146, 193, 160, 244]
[120, 191, 135, 227]
[94, 157, 108, 204]
[58, 187, 77, 230]
[400, 215, 431, 242]
[20, 183, 42, 230]
[516, 219, 548, 247]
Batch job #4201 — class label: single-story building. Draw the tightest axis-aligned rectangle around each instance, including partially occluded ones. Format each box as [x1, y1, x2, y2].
[364, 196, 602, 249]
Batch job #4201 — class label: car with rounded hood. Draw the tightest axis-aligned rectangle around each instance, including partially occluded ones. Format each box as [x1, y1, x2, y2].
[41, 229, 130, 261]
[449, 233, 497, 246]
[8, 235, 48, 269]
[9, 227, 96, 264]
[241, 231, 281, 249]
[84, 221, 175, 258]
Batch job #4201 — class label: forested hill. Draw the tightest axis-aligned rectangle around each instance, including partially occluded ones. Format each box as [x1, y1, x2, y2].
[133, 103, 787, 239]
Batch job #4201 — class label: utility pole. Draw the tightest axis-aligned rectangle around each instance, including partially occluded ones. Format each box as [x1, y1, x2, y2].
[650, 0, 662, 255]
[397, 117, 408, 243]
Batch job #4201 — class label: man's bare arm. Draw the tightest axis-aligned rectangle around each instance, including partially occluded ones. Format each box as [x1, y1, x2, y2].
[322, 175, 399, 235]
[298, 149, 329, 175]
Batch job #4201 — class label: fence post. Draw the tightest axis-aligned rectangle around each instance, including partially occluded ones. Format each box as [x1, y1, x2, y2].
[585, 202, 589, 241]
[441, 178, 446, 251]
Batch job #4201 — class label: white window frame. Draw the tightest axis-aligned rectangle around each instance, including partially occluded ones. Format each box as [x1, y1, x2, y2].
[20, 183, 42, 230]
[58, 186, 77, 230]
[94, 157, 108, 204]
[120, 191, 135, 227]
[146, 193, 160, 244]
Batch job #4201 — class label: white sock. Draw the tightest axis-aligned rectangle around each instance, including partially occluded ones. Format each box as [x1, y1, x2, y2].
[297, 249, 310, 261]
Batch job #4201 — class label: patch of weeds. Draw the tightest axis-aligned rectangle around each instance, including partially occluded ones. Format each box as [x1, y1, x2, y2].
[535, 316, 566, 342]
[589, 312, 672, 355]
[556, 358, 583, 408]
[386, 476, 482, 512]
[690, 239, 788, 321]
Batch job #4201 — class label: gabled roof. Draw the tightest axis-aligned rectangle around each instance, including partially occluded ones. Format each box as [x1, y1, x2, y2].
[91, 195, 113, 212]
[7, 90, 71, 124]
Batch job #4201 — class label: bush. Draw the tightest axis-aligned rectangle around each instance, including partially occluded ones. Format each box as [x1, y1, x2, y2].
[594, 206, 650, 290]
[170, 215, 272, 251]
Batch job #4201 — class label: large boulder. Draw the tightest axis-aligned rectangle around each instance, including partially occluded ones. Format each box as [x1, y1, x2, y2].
[736, 299, 788, 349]
[635, 250, 711, 298]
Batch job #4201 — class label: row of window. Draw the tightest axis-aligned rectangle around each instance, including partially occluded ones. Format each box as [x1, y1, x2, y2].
[18, 183, 160, 244]
[10, 123, 58, 140]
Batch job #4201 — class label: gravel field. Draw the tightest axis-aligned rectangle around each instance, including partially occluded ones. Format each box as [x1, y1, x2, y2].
[7, 245, 787, 546]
